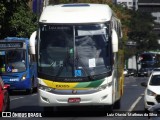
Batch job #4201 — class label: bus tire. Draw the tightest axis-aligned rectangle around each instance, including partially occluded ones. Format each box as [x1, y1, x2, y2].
[104, 105, 113, 113]
[44, 107, 54, 116]
[33, 87, 38, 93]
[114, 99, 121, 109]
[9, 90, 13, 95]
[44, 107, 53, 111]
[5, 95, 10, 112]
[26, 77, 34, 94]
[26, 88, 33, 94]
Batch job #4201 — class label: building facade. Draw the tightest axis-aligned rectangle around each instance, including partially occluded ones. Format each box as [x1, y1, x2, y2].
[138, 0, 160, 39]
[115, 0, 138, 11]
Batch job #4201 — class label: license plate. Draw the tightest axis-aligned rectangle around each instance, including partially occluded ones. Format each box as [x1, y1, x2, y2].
[68, 98, 81, 103]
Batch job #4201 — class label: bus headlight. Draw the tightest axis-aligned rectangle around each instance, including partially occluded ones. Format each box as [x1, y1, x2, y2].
[97, 82, 112, 91]
[21, 74, 27, 81]
[39, 84, 53, 92]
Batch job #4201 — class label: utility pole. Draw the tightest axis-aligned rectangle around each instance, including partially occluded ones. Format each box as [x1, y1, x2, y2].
[135, 52, 139, 76]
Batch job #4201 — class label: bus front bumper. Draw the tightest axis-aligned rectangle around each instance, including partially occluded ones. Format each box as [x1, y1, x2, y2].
[38, 86, 113, 106]
[4, 79, 31, 90]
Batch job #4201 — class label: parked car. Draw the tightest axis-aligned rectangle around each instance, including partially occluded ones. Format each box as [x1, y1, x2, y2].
[152, 68, 160, 72]
[141, 71, 160, 111]
[127, 69, 137, 76]
[0, 76, 10, 112]
[123, 69, 128, 77]
[138, 68, 153, 77]
[124, 69, 137, 77]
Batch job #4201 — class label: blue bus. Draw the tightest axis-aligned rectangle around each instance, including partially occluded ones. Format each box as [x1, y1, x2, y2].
[0, 37, 37, 94]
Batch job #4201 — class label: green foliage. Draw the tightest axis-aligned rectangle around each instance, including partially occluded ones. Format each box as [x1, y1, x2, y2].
[1, 0, 158, 55]
[9, 3, 37, 37]
[111, 4, 132, 42]
[0, 1, 7, 35]
[0, 3, 6, 20]
[0, 1, 37, 38]
[128, 11, 159, 52]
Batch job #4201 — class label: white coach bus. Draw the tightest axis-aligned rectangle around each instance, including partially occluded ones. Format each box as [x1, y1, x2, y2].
[30, 3, 124, 112]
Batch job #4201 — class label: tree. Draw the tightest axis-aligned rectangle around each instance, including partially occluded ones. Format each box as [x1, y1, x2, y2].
[0, 1, 8, 38]
[9, 2, 37, 37]
[128, 11, 159, 53]
[0, 2, 6, 23]
[0, 0, 37, 38]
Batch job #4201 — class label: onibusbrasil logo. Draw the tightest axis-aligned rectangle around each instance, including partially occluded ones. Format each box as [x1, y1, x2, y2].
[2, 112, 42, 118]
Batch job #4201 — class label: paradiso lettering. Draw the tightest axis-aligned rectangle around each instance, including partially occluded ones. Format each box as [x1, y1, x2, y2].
[48, 26, 70, 30]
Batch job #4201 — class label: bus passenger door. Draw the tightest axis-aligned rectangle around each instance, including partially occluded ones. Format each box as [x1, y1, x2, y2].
[28, 54, 37, 88]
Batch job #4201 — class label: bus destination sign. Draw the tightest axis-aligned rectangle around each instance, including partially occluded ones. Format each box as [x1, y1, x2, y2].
[0, 42, 23, 48]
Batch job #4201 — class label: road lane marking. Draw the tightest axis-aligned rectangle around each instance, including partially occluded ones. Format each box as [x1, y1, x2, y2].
[11, 94, 37, 101]
[128, 94, 143, 112]
[31, 93, 37, 96]
[11, 97, 24, 101]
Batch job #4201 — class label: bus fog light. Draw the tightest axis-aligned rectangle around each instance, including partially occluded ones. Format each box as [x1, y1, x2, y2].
[42, 97, 50, 103]
[101, 95, 108, 101]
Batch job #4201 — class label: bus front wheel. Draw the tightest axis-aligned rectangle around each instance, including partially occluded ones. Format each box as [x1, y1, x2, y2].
[26, 88, 33, 94]
[44, 106, 54, 116]
[26, 77, 34, 94]
[104, 105, 113, 113]
[114, 99, 121, 109]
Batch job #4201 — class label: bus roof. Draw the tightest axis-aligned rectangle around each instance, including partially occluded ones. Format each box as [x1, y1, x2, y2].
[39, 3, 114, 24]
[3, 37, 29, 45]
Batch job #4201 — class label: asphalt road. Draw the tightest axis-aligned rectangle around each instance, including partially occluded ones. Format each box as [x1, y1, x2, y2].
[1, 76, 153, 120]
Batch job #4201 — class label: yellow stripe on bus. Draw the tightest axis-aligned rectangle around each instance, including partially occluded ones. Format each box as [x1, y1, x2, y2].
[42, 79, 88, 90]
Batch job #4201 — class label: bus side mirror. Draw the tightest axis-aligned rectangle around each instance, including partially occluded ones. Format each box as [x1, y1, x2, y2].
[112, 29, 118, 53]
[29, 31, 37, 55]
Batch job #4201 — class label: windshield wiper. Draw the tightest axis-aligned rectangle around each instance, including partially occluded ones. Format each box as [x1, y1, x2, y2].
[55, 48, 72, 77]
[75, 48, 94, 80]
[55, 47, 93, 80]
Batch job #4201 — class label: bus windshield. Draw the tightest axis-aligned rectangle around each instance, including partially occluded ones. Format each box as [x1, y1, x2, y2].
[139, 53, 157, 68]
[0, 50, 26, 73]
[39, 24, 111, 79]
[140, 54, 154, 61]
